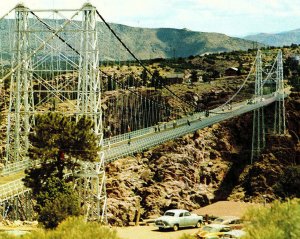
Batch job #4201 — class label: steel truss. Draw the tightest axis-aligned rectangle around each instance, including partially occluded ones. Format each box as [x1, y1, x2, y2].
[274, 50, 286, 135]
[0, 191, 34, 221]
[75, 3, 107, 222]
[251, 50, 265, 163]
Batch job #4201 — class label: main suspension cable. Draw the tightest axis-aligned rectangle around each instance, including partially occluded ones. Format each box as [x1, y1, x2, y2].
[95, 10, 195, 110]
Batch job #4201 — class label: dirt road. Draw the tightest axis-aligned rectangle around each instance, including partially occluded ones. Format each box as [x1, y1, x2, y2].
[115, 224, 198, 239]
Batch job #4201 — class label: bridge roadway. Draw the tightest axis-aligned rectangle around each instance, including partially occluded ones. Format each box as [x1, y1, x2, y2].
[104, 94, 277, 162]
[0, 94, 279, 203]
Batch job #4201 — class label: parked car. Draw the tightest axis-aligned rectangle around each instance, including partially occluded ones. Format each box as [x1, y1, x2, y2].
[212, 216, 244, 229]
[154, 209, 203, 231]
[220, 229, 246, 238]
[195, 224, 231, 239]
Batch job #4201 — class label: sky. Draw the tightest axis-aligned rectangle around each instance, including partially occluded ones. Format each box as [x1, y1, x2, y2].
[1, 0, 300, 37]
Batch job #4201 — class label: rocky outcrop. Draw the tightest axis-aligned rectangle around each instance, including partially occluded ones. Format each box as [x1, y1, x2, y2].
[106, 92, 300, 226]
[106, 123, 242, 226]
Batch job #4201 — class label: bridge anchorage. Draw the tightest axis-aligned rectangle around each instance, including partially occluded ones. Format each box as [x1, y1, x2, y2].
[0, 3, 288, 222]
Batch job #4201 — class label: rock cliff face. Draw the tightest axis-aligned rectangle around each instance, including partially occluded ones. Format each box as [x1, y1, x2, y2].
[105, 92, 300, 226]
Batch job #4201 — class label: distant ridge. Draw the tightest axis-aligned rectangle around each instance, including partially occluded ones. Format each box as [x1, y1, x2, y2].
[0, 19, 259, 60]
[244, 28, 300, 47]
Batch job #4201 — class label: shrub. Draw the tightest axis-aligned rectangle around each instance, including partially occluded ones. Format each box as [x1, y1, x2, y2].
[1, 217, 121, 239]
[243, 199, 300, 239]
[178, 234, 196, 239]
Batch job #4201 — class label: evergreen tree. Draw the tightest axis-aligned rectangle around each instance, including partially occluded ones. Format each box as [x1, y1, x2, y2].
[190, 70, 198, 84]
[23, 112, 99, 228]
[140, 68, 148, 86]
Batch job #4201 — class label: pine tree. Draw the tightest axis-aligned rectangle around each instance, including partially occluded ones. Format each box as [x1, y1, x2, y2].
[23, 112, 100, 228]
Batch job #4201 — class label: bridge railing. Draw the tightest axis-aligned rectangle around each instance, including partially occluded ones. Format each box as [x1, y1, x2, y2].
[0, 179, 28, 202]
[105, 94, 278, 162]
[1, 159, 31, 176]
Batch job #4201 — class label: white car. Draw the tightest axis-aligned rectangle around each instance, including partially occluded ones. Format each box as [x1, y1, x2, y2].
[155, 209, 203, 231]
[220, 230, 246, 238]
[212, 216, 243, 229]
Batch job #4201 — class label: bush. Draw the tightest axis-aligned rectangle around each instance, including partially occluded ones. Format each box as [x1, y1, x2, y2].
[178, 234, 196, 239]
[0, 217, 121, 239]
[243, 199, 300, 239]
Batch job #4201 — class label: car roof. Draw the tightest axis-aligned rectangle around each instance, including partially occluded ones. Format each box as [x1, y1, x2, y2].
[214, 216, 240, 220]
[165, 209, 189, 213]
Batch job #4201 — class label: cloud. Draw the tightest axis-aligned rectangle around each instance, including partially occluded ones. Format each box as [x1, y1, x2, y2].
[1, 0, 300, 36]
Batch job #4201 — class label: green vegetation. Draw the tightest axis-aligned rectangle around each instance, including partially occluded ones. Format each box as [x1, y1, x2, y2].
[178, 234, 196, 239]
[23, 113, 100, 228]
[243, 199, 300, 239]
[34, 176, 80, 229]
[0, 217, 121, 239]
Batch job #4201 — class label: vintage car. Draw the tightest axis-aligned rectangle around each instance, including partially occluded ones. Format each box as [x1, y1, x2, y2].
[220, 229, 246, 238]
[195, 224, 232, 239]
[154, 209, 203, 231]
[212, 216, 244, 229]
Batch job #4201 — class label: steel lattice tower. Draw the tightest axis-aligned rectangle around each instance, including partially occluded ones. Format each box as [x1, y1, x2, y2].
[4, 3, 107, 222]
[75, 3, 107, 222]
[274, 50, 286, 135]
[5, 4, 34, 163]
[251, 50, 265, 163]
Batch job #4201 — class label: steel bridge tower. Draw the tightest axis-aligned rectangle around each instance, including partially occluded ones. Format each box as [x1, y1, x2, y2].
[274, 50, 286, 135]
[251, 50, 266, 163]
[4, 3, 107, 222]
[75, 3, 107, 222]
[5, 4, 34, 164]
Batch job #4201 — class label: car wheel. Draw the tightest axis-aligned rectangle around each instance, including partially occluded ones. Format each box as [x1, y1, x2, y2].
[158, 227, 163, 231]
[195, 221, 202, 228]
[173, 224, 179, 231]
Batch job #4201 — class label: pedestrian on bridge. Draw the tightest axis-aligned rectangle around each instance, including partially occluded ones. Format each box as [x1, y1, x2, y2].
[187, 119, 191, 126]
[128, 134, 131, 145]
[127, 125, 131, 145]
[108, 134, 112, 150]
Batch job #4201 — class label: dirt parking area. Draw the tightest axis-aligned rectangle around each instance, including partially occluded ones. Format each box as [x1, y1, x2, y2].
[114, 201, 260, 239]
[115, 224, 198, 239]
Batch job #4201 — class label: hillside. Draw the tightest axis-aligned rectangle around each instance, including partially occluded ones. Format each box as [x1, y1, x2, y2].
[0, 19, 259, 60]
[244, 28, 300, 47]
[109, 24, 260, 59]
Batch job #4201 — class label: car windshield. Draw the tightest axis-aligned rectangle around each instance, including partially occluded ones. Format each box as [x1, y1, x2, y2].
[164, 212, 175, 216]
[214, 218, 224, 223]
[202, 226, 219, 233]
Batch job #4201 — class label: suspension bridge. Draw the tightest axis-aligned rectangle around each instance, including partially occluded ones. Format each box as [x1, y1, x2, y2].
[0, 3, 287, 222]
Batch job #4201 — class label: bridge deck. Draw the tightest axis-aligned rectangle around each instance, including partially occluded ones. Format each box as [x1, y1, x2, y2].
[104, 95, 276, 162]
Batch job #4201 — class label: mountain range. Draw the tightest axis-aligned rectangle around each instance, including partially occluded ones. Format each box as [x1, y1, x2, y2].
[0, 19, 260, 60]
[244, 28, 300, 47]
[108, 23, 260, 59]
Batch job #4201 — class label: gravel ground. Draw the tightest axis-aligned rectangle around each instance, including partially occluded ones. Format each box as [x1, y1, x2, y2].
[115, 224, 198, 239]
